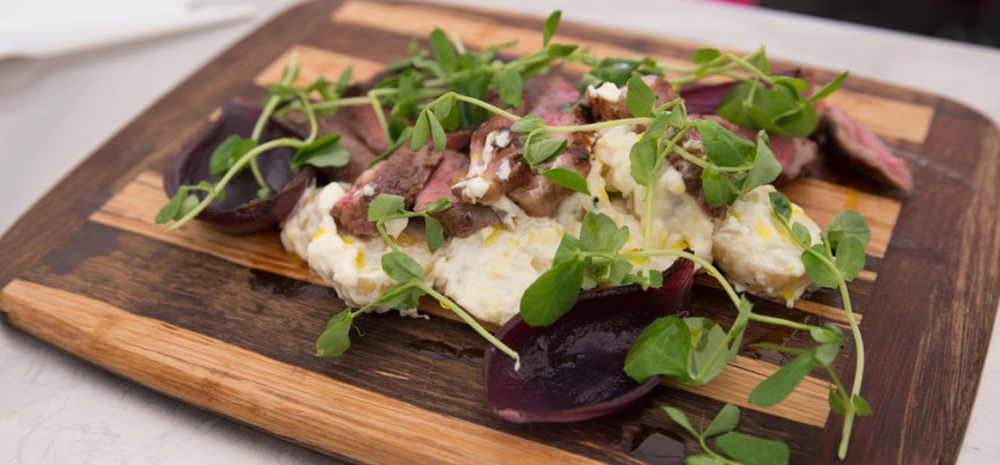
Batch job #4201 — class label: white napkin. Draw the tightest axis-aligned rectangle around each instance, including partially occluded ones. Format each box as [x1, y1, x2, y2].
[0, 0, 254, 59]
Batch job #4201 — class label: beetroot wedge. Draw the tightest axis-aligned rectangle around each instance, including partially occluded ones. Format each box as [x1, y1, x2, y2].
[164, 99, 315, 234]
[484, 260, 695, 423]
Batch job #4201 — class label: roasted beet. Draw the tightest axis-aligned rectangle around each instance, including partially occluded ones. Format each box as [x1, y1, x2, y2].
[484, 260, 695, 423]
[164, 100, 315, 234]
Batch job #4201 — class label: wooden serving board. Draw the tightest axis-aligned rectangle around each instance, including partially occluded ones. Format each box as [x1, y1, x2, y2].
[2, 1, 998, 463]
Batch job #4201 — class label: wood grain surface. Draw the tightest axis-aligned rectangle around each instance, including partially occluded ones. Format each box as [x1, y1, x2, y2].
[1, 1, 998, 464]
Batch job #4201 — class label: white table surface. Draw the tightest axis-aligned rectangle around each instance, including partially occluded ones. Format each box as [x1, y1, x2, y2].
[2, 1, 999, 463]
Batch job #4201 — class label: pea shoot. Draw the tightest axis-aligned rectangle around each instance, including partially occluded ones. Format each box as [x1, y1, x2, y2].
[665, 404, 790, 465]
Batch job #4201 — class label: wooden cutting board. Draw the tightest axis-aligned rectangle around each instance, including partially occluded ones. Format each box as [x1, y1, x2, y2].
[2, 1, 998, 463]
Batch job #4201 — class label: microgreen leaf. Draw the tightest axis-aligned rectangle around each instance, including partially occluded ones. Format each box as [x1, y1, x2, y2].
[810, 325, 842, 344]
[547, 43, 578, 57]
[829, 387, 849, 415]
[428, 111, 447, 152]
[629, 137, 657, 187]
[542, 10, 561, 46]
[519, 259, 584, 327]
[209, 135, 258, 178]
[376, 282, 427, 310]
[685, 317, 730, 385]
[773, 76, 810, 93]
[801, 245, 839, 288]
[741, 131, 782, 194]
[542, 168, 590, 194]
[497, 68, 523, 109]
[692, 48, 721, 65]
[156, 189, 188, 224]
[579, 212, 628, 254]
[701, 168, 735, 208]
[292, 134, 349, 171]
[790, 222, 812, 246]
[381, 250, 425, 282]
[715, 431, 790, 465]
[826, 210, 870, 249]
[768, 191, 792, 223]
[717, 82, 756, 128]
[420, 198, 451, 214]
[626, 74, 655, 117]
[367, 194, 406, 221]
[410, 111, 430, 151]
[267, 83, 296, 99]
[511, 114, 544, 133]
[552, 235, 582, 266]
[624, 316, 692, 383]
[749, 350, 816, 406]
[814, 342, 840, 367]
[684, 455, 726, 465]
[662, 406, 699, 438]
[749, 48, 771, 75]
[316, 311, 354, 357]
[834, 236, 866, 282]
[423, 216, 445, 252]
[523, 137, 567, 165]
[810, 71, 848, 103]
[693, 119, 755, 167]
[852, 395, 873, 416]
[703, 404, 741, 438]
[429, 27, 456, 75]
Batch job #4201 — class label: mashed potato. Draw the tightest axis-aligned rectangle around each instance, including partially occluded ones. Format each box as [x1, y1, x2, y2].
[712, 185, 821, 306]
[281, 182, 431, 315]
[429, 200, 566, 325]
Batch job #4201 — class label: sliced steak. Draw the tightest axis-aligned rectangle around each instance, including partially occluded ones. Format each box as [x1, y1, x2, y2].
[346, 104, 389, 154]
[331, 144, 442, 237]
[585, 75, 680, 121]
[506, 74, 594, 216]
[414, 150, 505, 237]
[819, 104, 913, 192]
[280, 111, 375, 183]
[450, 116, 533, 204]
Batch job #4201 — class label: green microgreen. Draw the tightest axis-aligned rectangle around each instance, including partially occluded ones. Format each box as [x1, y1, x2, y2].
[768, 191, 872, 459]
[664, 404, 790, 465]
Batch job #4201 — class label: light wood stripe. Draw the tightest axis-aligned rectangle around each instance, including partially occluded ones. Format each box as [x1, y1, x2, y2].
[90, 171, 831, 427]
[781, 178, 900, 258]
[255, 45, 385, 88]
[329, 0, 933, 144]
[0, 279, 601, 465]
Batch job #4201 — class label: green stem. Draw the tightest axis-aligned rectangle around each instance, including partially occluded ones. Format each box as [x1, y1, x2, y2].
[248, 53, 300, 195]
[543, 117, 651, 133]
[367, 90, 392, 145]
[723, 53, 775, 85]
[166, 138, 301, 231]
[451, 93, 522, 122]
[419, 284, 521, 364]
[375, 222, 401, 252]
[836, 276, 864, 460]
[296, 91, 318, 144]
[619, 249, 819, 332]
[697, 435, 740, 465]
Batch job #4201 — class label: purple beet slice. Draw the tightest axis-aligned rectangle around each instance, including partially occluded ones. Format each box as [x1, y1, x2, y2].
[484, 259, 695, 423]
[164, 99, 315, 234]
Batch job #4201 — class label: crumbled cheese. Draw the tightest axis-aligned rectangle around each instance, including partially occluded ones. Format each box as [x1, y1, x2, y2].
[453, 176, 490, 200]
[712, 185, 822, 306]
[682, 138, 704, 152]
[586, 81, 623, 102]
[384, 217, 409, 238]
[497, 159, 512, 180]
[361, 183, 376, 197]
[494, 129, 511, 148]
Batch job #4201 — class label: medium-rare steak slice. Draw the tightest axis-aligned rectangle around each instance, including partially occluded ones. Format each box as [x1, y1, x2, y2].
[451, 116, 533, 204]
[415, 151, 503, 237]
[819, 104, 913, 192]
[331, 145, 442, 237]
